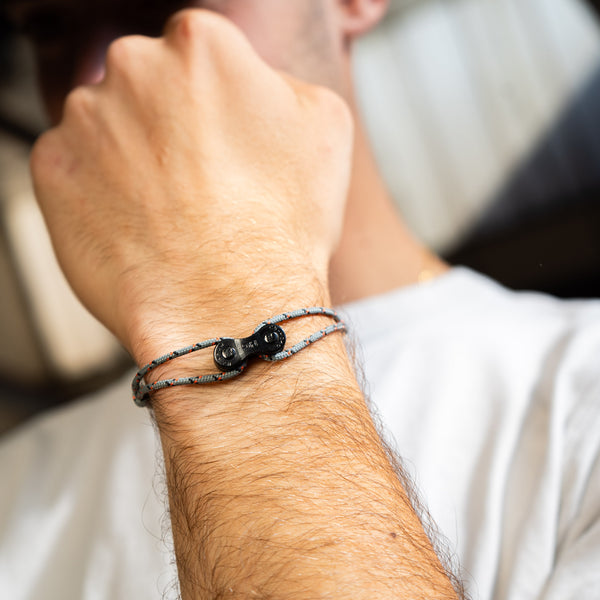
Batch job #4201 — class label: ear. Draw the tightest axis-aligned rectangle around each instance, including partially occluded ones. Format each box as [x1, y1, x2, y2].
[335, 0, 389, 38]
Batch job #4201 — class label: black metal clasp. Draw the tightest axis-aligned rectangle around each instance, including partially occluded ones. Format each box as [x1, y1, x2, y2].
[213, 323, 286, 371]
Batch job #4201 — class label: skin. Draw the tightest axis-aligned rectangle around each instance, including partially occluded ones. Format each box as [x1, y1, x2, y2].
[6, 0, 448, 304]
[11, 0, 458, 597]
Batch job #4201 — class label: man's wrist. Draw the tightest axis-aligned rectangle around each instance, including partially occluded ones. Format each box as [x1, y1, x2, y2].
[127, 261, 330, 367]
[148, 331, 361, 454]
[130, 271, 344, 413]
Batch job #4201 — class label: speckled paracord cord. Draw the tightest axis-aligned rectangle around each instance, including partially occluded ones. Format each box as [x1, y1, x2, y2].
[132, 307, 346, 407]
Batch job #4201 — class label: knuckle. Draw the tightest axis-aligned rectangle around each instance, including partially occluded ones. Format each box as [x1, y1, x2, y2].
[105, 35, 146, 70]
[63, 85, 94, 117]
[314, 86, 354, 134]
[105, 36, 129, 66]
[316, 86, 348, 116]
[169, 9, 219, 42]
[167, 9, 240, 52]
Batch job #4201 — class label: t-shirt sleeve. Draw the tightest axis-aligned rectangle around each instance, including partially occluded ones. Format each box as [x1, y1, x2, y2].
[541, 346, 600, 600]
[541, 458, 600, 599]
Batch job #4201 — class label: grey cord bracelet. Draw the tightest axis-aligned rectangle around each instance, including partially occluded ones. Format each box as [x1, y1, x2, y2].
[132, 307, 346, 407]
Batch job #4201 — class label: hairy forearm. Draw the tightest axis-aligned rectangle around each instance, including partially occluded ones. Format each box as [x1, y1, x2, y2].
[148, 302, 460, 599]
[29, 12, 461, 597]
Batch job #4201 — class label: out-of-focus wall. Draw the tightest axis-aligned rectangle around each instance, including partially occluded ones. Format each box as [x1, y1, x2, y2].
[355, 0, 600, 251]
[0, 38, 127, 389]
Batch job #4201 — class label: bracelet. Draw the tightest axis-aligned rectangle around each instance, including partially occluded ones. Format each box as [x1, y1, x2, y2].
[132, 307, 346, 407]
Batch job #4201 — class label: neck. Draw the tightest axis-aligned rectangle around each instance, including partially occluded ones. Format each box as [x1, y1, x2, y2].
[329, 114, 448, 306]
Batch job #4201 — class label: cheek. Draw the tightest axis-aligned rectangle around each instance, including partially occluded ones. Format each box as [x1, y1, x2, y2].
[211, 1, 303, 70]
[216, 0, 345, 91]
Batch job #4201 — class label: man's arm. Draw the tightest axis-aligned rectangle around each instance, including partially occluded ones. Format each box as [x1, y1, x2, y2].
[30, 9, 461, 598]
[150, 307, 459, 599]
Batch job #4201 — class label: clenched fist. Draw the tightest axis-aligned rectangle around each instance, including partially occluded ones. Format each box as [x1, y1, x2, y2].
[30, 9, 354, 363]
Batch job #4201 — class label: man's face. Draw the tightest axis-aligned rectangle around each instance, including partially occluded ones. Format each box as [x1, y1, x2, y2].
[6, 0, 345, 123]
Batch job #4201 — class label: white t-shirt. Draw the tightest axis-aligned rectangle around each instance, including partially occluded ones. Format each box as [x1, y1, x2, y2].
[1, 268, 599, 599]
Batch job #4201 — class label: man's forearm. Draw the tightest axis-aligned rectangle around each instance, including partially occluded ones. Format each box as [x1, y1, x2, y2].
[29, 11, 463, 598]
[148, 302, 459, 599]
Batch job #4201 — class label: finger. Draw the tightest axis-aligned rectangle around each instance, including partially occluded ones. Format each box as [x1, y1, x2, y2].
[162, 8, 258, 65]
[163, 8, 232, 46]
[102, 34, 157, 86]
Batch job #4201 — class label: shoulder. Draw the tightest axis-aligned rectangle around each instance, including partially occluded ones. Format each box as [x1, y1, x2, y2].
[339, 268, 600, 599]
[341, 267, 600, 388]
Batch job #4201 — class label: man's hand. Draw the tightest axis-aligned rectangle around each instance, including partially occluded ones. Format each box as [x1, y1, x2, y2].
[30, 9, 353, 362]
[30, 9, 460, 599]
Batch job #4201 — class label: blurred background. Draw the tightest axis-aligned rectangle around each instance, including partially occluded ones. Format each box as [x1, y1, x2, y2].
[1, 0, 599, 433]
